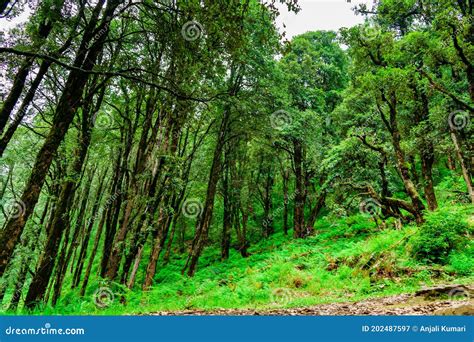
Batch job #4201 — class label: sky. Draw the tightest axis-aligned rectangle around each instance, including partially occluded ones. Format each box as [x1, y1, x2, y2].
[276, 0, 373, 39]
[1, 1, 373, 35]
[0, 7, 29, 30]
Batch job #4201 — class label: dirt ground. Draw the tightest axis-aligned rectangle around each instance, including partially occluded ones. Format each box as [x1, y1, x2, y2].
[152, 285, 474, 316]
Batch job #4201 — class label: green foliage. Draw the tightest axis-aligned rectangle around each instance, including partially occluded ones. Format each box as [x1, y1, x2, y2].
[4, 205, 471, 316]
[1, 0, 473, 316]
[448, 250, 474, 276]
[410, 207, 472, 264]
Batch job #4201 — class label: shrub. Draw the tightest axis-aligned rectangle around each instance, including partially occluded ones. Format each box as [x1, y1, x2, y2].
[448, 242, 474, 276]
[410, 208, 471, 264]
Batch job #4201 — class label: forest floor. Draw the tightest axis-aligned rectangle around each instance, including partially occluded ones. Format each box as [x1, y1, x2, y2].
[152, 291, 474, 316]
[8, 209, 472, 315]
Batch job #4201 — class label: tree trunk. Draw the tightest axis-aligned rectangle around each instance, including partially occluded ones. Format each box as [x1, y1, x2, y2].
[221, 159, 231, 260]
[80, 204, 107, 296]
[235, 205, 249, 258]
[143, 205, 173, 289]
[104, 196, 134, 279]
[105, 99, 157, 280]
[0, 61, 52, 157]
[0, 0, 64, 133]
[72, 173, 107, 288]
[25, 162, 94, 308]
[100, 147, 125, 277]
[420, 145, 438, 210]
[126, 245, 144, 289]
[8, 225, 41, 311]
[392, 132, 426, 223]
[7, 199, 50, 310]
[408, 155, 419, 188]
[0, 55, 35, 134]
[263, 166, 274, 237]
[183, 115, 228, 276]
[415, 87, 437, 211]
[282, 168, 289, 235]
[24, 183, 75, 308]
[163, 214, 179, 265]
[306, 190, 326, 229]
[447, 154, 456, 170]
[0, 0, 10, 15]
[293, 138, 306, 238]
[0, 0, 119, 277]
[381, 92, 425, 223]
[451, 130, 474, 204]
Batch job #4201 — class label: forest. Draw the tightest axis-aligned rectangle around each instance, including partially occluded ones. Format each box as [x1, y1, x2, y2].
[0, 0, 472, 315]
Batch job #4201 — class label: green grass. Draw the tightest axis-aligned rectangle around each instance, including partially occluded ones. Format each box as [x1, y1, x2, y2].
[8, 204, 471, 316]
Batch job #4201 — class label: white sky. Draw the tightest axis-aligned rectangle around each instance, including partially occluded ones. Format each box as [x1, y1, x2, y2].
[0, 1, 373, 38]
[276, 0, 373, 38]
[0, 8, 29, 30]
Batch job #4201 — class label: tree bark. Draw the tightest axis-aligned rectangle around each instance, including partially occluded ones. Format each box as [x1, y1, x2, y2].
[105, 94, 157, 280]
[7, 224, 42, 311]
[451, 130, 474, 204]
[25, 140, 94, 308]
[143, 203, 173, 289]
[100, 147, 125, 276]
[72, 172, 107, 288]
[0, 0, 10, 15]
[420, 145, 438, 210]
[183, 114, 228, 276]
[306, 190, 326, 229]
[221, 156, 231, 260]
[380, 91, 425, 223]
[414, 85, 438, 211]
[293, 138, 306, 237]
[282, 168, 289, 235]
[0, 0, 63, 133]
[0, 60, 52, 156]
[80, 203, 108, 296]
[0, 0, 119, 278]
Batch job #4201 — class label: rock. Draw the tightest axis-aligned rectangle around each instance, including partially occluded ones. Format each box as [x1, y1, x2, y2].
[415, 284, 473, 299]
[434, 304, 474, 316]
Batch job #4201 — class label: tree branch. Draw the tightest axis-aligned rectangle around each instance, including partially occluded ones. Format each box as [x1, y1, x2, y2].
[0, 47, 221, 103]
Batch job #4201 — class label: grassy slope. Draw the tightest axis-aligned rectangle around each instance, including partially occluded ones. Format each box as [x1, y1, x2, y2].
[31, 205, 473, 315]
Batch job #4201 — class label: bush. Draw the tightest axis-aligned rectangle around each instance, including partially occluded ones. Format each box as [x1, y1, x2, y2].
[410, 208, 471, 264]
[448, 242, 474, 276]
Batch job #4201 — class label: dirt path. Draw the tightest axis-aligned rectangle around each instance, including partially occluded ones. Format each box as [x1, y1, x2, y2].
[152, 286, 474, 316]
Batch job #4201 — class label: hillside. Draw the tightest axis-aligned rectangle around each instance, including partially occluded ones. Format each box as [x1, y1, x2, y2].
[27, 205, 473, 315]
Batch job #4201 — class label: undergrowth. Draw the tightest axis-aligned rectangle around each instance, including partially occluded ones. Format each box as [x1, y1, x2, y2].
[10, 204, 471, 315]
